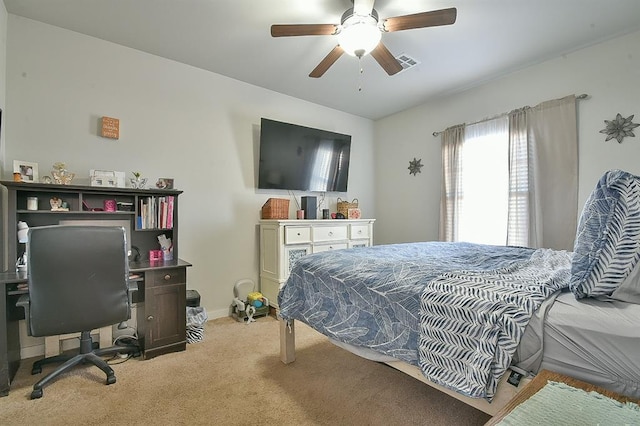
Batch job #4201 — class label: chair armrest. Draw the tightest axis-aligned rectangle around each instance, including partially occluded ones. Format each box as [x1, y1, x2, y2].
[16, 293, 29, 310]
[16, 294, 30, 332]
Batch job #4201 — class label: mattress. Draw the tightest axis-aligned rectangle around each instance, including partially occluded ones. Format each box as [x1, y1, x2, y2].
[538, 290, 640, 398]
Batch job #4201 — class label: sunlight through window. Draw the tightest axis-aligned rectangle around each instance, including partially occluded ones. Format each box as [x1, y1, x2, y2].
[458, 117, 509, 245]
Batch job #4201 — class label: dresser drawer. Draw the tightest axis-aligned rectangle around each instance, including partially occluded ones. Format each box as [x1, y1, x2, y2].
[285, 226, 311, 244]
[350, 224, 370, 240]
[313, 225, 348, 242]
[147, 268, 186, 287]
[313, 243, 348, 253]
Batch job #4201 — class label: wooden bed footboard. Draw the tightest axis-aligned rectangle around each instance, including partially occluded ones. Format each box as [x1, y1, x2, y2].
[278, 318, 531, 415]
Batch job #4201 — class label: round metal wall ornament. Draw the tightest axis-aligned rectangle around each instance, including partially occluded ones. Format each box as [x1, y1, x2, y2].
[600, 113, 639, 143]
[408, 157, 423, 176]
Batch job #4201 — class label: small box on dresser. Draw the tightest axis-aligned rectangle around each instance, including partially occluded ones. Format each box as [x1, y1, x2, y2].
[261, 198, 290, 219]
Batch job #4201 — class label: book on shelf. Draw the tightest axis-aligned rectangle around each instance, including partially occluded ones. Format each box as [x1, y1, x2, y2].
[137, 195, 174, 230]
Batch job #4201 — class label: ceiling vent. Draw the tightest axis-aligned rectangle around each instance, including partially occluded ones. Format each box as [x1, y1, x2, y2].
[395, 53, 420, 72]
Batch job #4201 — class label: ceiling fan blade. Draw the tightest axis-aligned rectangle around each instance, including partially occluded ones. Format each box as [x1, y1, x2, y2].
[370, 43, 403, 76]
[382, 7, 457, 32]
[271, 24, 338, 37]
[353, 0, 375, 16]
[309, 45, 344, 78]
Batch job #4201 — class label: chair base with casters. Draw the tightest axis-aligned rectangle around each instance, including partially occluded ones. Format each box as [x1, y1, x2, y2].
[28, 330, 140, 399]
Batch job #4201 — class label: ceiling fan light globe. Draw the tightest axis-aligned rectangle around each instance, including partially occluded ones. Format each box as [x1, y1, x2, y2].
[337, 20, 381, 57]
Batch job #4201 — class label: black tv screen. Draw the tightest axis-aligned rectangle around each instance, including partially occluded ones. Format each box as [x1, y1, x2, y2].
[258, 118, 351, 192]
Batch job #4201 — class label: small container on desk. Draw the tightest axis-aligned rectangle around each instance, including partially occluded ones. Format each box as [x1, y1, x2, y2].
[149, 250, 163, 262]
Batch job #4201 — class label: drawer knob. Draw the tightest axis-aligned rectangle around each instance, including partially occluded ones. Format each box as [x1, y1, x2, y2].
[164, 274, 171, 280]
[357, 230, 362, 234]
[297, 232, 301, 236]
[147, 315, 154, 321]
[328, 231, 333, 236]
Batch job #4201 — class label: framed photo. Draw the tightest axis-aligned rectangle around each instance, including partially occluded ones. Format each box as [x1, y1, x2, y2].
[13, 160, 39, 183]
[155, 178, 174, 189]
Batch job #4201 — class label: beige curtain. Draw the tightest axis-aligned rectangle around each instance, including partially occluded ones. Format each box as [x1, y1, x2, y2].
[527, 95, 578, 250]
[507, 107, 531, 247]
[439, 125, 465, 242]
[442, 95, 578, 249]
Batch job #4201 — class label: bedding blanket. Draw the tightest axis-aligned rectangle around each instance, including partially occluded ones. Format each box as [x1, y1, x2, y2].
[278, 242, 571, 400]
[419, 248, 571, 401]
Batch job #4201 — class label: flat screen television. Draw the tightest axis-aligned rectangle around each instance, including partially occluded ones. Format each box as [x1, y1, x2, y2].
[258, 118, 351, 192]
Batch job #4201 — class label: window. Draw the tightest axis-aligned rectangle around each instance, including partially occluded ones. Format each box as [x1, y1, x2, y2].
[440, 95, 579, 250]
[457, 117, 509, 245]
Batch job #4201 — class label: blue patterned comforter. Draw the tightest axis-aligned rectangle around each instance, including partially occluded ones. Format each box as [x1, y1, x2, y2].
[278, 242, 572, 400]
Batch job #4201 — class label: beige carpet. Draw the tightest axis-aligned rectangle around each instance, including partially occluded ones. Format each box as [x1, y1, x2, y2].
[0, 316, 490, 425]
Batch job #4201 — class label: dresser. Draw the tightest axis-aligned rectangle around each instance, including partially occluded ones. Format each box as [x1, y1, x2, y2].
[259, 219, 375, 308]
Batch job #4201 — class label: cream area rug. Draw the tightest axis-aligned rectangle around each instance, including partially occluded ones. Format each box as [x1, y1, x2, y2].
[0, 316, 490, 425]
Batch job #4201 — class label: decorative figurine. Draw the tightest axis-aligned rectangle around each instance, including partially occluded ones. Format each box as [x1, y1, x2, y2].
[49, 197, 69, 211]
[51, 162, 75, 185]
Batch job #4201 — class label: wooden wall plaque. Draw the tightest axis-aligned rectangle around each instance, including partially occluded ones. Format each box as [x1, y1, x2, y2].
[101, 116, 120, 139]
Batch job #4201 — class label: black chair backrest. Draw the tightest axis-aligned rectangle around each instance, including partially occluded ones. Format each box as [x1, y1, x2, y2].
[27, 225, 130, 336]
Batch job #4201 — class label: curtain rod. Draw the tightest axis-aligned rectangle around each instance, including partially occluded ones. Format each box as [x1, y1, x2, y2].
[432, 93, 589, 137]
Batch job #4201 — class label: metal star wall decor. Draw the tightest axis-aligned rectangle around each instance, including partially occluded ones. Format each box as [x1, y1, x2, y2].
[408, 157, 423, 176]
[600, 113, 639, 143]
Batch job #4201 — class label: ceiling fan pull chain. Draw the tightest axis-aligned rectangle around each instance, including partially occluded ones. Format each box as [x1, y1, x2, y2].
[357, 56, 364, 92]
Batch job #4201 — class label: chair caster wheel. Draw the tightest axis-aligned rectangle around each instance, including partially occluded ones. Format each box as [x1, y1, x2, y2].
[31, 366, 42, 375]
[31, 388, 43, 399]
[106, 375, 116, 385]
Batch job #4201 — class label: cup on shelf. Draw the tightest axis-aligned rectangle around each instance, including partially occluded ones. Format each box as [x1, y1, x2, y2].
[104, 199, 116, 212]
[27, 197, 38, 211]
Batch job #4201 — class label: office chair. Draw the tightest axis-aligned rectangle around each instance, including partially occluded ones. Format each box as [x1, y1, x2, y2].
[17, 225, 139, 399]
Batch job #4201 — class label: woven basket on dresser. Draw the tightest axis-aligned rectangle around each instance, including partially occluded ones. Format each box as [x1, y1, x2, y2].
[337, 198, 358, 217]
[261, 198, 290, 219]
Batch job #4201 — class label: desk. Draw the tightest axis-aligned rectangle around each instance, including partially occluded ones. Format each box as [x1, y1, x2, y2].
[486, 369, 640, 425]
[0, 259, 191, 396]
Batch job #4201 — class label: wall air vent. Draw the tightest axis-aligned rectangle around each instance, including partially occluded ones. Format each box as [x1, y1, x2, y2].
[395, 53, 420, 72]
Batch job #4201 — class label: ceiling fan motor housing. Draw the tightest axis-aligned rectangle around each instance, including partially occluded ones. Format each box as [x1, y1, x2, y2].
[338, 7, 381, 57]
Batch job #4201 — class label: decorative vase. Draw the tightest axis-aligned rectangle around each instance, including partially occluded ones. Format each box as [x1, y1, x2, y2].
[130, 177, 147, 189]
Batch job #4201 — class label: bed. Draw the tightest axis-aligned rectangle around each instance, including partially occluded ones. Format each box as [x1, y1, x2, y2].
[276, 169, 640, 415]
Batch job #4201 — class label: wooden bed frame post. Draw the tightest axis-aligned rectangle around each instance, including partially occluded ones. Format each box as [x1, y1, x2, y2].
[279, 317, 296, 364]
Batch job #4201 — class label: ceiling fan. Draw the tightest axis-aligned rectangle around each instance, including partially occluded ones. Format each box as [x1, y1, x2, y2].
[271, 0, 457, 78]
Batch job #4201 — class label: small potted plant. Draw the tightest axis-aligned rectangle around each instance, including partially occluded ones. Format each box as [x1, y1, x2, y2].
[130, 171, 147, 189]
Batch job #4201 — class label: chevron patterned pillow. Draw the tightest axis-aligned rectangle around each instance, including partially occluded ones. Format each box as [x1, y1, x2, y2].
[570, 170, 640, 298]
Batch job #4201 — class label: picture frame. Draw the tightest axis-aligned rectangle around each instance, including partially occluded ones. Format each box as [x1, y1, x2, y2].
[89, 170, 126, 188]
[13, 160, 39, 183]
[155, 178, 174, 190]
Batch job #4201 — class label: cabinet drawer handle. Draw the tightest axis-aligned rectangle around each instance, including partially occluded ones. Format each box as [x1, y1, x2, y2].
[164, 274, 171, 280]
[297, 232, 301, 236]
[328, 231, 333, 236]
[357, 230, 362, 234]
[147, 315, 154, 321]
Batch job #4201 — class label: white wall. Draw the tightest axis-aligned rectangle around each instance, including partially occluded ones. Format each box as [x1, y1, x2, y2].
[0, 1, 6, 171]
[374, 30, 640, 245]
[4, 15, 376, 326]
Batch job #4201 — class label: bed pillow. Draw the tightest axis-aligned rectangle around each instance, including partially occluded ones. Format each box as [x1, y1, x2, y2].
[608, 258, 640, 304]
[570, 169, 640, 299]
